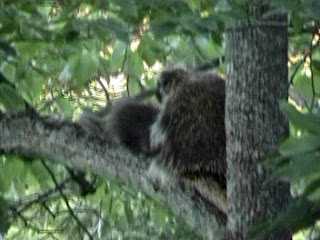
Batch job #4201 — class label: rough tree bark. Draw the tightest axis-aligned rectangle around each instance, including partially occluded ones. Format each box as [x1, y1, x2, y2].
[225, 1, 291, 239]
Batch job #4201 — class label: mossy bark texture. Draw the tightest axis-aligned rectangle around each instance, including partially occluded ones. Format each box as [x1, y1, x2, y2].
[225, 1, 291, 239]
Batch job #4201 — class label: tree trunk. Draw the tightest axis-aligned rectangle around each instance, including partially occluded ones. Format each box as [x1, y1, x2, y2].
[225, 1, 291, 239]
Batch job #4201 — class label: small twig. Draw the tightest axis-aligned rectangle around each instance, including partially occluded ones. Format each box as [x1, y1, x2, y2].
[191, 35, 205, 61]
[11, 179, 70, 214]
[309, 28, 320, 110]
[289, 56, 306, 85]
[303, 98, 310, 112]
[14, 210, 62, 234]
[245, 2, 251, 26]
[126, 75, 130, 98]
[38, 99, 55, 112]
[96, 76, 112, 107]
[40, 233, 59, 240]
[309, 50, 315, 110]
[121, 45, 128, 73]
[41, 160, 93, 240]
[6, 230, 21, 240]
[290, 38, 317, 85]
[41, 202, 56, 219]
[308, 224, 315, 240]
[0, 72, 16, 89]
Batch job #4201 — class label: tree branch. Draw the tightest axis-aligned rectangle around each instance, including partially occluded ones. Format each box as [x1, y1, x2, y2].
[41, 159, 93, 240]
[12, 178, 70, 214]
[0, 111, 226, 240]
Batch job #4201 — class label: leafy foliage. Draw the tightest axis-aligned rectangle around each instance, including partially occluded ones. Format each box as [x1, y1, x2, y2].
[1, 0, 320, 239]
[0, 0, 226, 113]
[251, 102, 320, 239]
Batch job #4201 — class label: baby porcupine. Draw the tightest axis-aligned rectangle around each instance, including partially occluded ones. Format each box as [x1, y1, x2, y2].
[109, 100, 159, 155]
[79, 100, 159, 155]
[150, 68, 226, 187]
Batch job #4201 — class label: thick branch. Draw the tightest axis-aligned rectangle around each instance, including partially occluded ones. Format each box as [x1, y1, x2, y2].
[0, 112, 226, 240]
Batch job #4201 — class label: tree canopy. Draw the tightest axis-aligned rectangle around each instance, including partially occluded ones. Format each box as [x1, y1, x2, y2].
[0, 0, 320, 239]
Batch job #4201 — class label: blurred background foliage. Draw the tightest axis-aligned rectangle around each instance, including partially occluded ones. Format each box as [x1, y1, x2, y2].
[0, 0, 319, 239]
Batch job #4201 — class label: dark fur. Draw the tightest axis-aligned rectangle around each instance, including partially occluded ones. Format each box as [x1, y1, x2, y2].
[151, 68, 226, 187]
[109, 100, 159, 155]
[78, 100, 159, 155]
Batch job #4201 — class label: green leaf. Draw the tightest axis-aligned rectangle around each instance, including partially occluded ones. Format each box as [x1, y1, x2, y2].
[280, 102, 320, 134]
[58, 63, 72, 83]
[280, 135, 320, 156]
[186, 0, 202, 11]
[303, 177, 320, 197]
[26, 160, 50, 189]
[292, 73, 313, 104]
[127, 76, 142, 96]
[290, 34, 312, 52]
[0, 156, 27, 195]
[20, 71, 43, 104]
[151, 18, 179, 37]
[150, 205, 167, 228]
[54, 97, 73, 119]
[111, 199, 125, 223]
[313, 60, 320, 71]
[71, 52, 99, 87]
[109, 40, 127, 72]
[87, 182, 106, 204]
[103, 192, 114, 216]
[1, 64, 16, 83]
[138, 35, 164, 67]
[94, 17, 130, 42]
[99, 57, 110, 76]
[59, 51, 99, 89]
[277, 152, 320, 180]
[124, 199, 134, 224]
[14, 42, 46, 59]
[0, 157, 12, 193]
[118, 1, 138, 20]
[0, 41, 17, 57]
[304, 1, 320, 21]
[123, 51, 144, 79]
[0, 83, 25, 111]
[194, 36, 222, 59]
[250, 198, 320, 239]
[312, 67, 320, 94]
[0, 196, 10, 234]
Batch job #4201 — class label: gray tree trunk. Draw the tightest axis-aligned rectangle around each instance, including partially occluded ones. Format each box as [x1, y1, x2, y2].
[225, 1, 291, 239]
